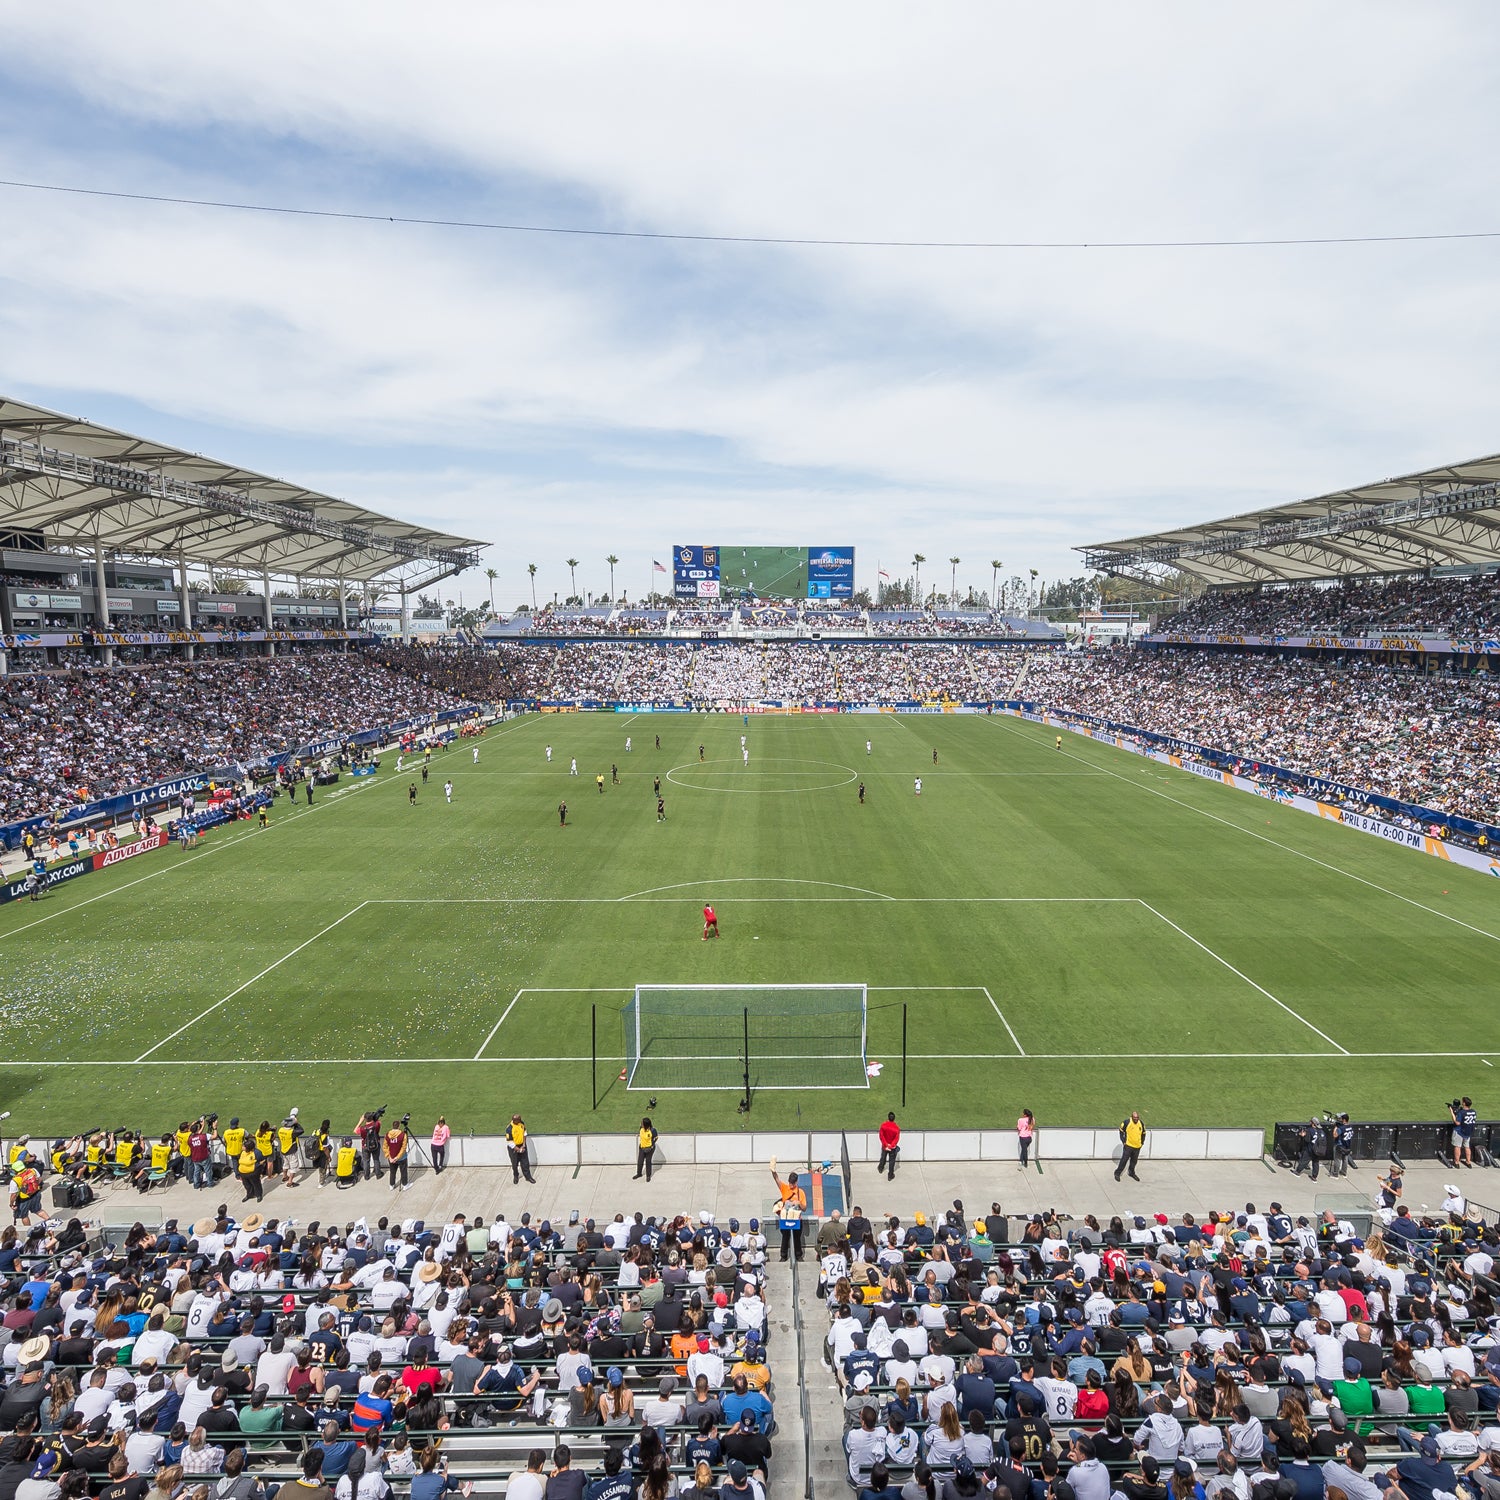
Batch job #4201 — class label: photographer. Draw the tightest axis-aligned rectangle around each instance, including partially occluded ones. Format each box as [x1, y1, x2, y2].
[1331, 1113, 1355, 1177]
[356, 1110, 384, 1183]
[1450, 1097, 1478, 1170]
[384, 1113, 412, 1193]
[1292, 1117, 1327, 1181]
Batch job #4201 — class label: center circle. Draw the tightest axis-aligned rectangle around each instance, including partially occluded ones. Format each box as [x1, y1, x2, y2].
[664, 757, 858, 794]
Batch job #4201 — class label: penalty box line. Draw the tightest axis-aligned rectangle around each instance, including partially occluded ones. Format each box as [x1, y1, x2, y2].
[134, 902, 371, 1062]
[1134, 899, 1348, 1055]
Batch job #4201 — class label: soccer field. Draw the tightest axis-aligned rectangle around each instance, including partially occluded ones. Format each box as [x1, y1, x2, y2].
[4, 710, 1498, 1138]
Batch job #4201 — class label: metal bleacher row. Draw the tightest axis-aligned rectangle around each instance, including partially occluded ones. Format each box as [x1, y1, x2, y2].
[818, 1224, 1500, 1488]
[0, 1213, 781, 1495]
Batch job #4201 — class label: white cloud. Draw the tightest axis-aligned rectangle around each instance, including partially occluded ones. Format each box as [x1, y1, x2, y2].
[1, 1, 1499, 600]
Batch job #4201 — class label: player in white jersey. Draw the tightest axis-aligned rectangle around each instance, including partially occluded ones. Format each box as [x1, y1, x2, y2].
[444, 780, 453, 803]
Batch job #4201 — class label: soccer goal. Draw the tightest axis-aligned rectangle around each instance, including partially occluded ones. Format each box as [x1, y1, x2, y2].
[622, 984, 869, 1092]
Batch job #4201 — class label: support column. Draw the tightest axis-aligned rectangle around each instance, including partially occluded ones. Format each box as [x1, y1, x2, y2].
[400, 589, 411, 644]
[263, 569, 275, 658]
[338, 578, 349, 653]
[93, 540, 114, 668]
[178, 550, 195, 662]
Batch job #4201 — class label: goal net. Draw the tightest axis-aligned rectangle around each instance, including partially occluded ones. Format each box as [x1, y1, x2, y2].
[623, 984, 869, 1091]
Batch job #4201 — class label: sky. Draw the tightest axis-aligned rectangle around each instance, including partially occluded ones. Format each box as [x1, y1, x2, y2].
[2, 3, 1500, 610]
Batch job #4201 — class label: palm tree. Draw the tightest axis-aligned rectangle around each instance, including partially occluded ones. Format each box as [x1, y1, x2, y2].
[912, 554, 925, 607]
[606, 554, 619, 602]
[949, 556, 960, 606]
[484, 567, 498, 615]
[527, 563, 537, 611]
[990, 559, 1003, 610]
[566, 558, 580, 602]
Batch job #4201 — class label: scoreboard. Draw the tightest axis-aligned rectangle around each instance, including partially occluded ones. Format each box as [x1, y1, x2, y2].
[674, 545, 854, 600]
[672, 545, 720, 600]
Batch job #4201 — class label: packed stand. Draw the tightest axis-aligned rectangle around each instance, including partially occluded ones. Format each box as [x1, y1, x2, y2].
[0, 1130, 781, 1499]
[1158, 576, 1500, 642]
[614, 646, 693, 701]
[0, 656, 470, 826]
[832, 649, 913, 701]
[1026, 651, 1500, 827]
[760, 645, 833, 700]
[688, 647, 767, 700]
[821, 1192, 1500, 1498]
[525, 610, 616, 637]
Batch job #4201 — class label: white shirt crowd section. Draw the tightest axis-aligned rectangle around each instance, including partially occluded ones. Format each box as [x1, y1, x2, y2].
[1024, 650, 1500, 825]
[0, 655, 463, 824]
[1158, 574, 1500, 639]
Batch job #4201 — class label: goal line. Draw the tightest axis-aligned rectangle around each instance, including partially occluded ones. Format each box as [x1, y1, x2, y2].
[623, 983, 869, 1092]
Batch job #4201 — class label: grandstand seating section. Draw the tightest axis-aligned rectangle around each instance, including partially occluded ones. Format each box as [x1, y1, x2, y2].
[0, 1173, 1494, 1498]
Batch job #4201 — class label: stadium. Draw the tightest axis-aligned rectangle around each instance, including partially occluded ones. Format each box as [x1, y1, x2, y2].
[5, 12, 1500, 1500]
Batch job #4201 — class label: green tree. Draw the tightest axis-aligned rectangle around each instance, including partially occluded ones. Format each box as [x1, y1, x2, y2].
[527, 563, 538, 611]
[606, 554, 619, 602]
[566, 558, 580, 601]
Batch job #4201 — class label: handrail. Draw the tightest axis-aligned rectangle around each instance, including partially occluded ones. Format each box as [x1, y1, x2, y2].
[791, 1257, 814, 1500]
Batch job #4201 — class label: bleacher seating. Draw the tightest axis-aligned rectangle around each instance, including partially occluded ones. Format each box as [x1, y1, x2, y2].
[814, 1198, 1500, 1491]
[0, 1181, 779, 1497]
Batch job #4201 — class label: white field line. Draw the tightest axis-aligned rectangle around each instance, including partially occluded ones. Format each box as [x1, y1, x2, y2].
[981, 986, 1027, 1056]
[1136, 899, 1349, 1055]
[133, 902, 370, 1062]
[366, 896, 1138, 904]
[473, 990, 524, 1060]
[989, 716, 1500, 946]
[7, 1049, 1495, 1068]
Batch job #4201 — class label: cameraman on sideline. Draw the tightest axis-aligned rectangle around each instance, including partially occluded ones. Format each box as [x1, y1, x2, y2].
[385, 1111, 413, 1192]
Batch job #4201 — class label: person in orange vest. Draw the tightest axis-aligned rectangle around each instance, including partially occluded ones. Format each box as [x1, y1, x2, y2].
[769, 1156, 806, 1262]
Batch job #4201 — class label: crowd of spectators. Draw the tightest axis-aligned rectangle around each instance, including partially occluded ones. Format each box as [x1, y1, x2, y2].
[0, 1171, 779, 1500]
[0, 655, 469, 826]
[820, 1191, 1500, 1500]
[1025, 652, 1500, 827]
[525, 611, 614, 638]
[1158, 576, 1500, 642]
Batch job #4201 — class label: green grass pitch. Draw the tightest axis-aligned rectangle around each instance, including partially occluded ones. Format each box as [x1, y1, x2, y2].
[3, 710, 1497, 1138]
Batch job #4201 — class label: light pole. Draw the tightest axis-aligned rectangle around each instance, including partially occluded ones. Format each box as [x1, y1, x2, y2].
[949, 557, 960, 607]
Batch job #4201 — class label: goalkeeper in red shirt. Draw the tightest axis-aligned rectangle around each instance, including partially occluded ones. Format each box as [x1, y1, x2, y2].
[702, 903, 720, 940]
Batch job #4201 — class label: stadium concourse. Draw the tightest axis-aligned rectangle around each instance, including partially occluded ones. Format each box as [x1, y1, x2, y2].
[0, 1148, 1489, 1500]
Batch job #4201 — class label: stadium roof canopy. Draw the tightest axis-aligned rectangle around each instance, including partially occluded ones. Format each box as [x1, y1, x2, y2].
[0, 395, 486, 591]
[1080, 452, 1500, 586]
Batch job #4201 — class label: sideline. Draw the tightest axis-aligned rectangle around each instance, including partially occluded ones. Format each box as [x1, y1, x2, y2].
[987, 715, 1500, 946]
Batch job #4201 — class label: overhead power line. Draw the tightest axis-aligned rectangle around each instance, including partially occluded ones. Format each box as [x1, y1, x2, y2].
[0, 176, 1497, 251]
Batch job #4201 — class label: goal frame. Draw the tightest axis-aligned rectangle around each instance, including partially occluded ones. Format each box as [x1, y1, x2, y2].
[624, 982, 869, 1092]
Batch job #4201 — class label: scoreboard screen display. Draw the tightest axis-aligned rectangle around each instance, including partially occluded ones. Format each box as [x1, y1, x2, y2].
[806, 548, 855, 599]
[673, 545, 720, 600]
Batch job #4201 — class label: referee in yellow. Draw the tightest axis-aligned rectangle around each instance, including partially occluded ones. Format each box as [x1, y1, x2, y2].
[1115, 1112, 1145, 1182]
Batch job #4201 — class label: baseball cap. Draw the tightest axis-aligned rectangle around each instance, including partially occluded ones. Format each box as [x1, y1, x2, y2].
[1419, 1436, 1441, 1460]
[1343, 1358, 1362, 1377]
[607, 1367, 623, 1387]
[727, 1462, 747, 1483]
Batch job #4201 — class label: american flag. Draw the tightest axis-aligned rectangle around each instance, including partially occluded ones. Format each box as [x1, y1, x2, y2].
[652, 559, 667, 573]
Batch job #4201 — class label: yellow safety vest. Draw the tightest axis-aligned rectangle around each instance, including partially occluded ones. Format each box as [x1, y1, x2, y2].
[223, 1127, 245, 1156]
[151, 1142, 171, 1171]
[336, 1144, 358, 1177]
